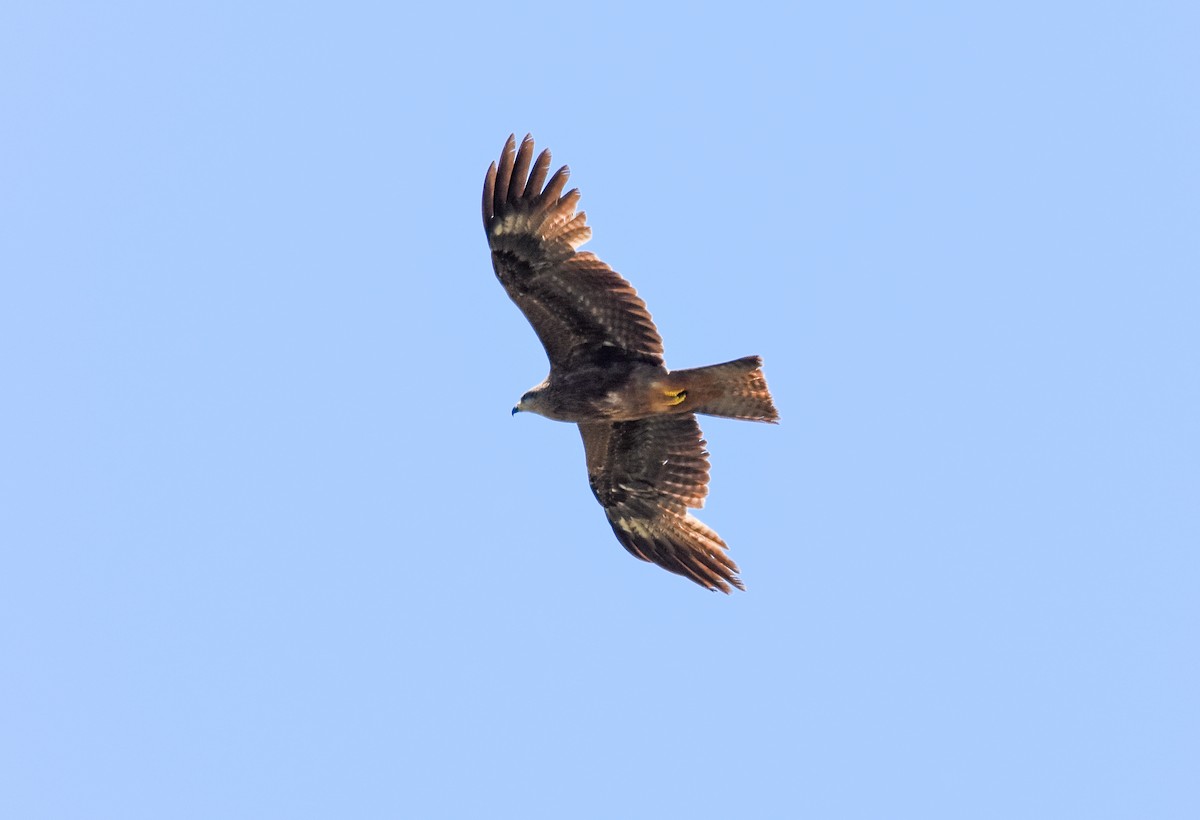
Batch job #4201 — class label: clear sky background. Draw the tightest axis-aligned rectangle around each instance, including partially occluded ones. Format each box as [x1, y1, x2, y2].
[2, 2, 1197, 818]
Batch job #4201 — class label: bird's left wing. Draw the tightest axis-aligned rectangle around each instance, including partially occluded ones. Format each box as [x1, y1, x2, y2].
[483, 134, 663, 371]
[579, 415, 744, 592]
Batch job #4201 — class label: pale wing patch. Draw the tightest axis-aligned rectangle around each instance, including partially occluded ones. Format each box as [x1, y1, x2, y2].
[615, 516, 655, 539]
[490, 210, 536, 238]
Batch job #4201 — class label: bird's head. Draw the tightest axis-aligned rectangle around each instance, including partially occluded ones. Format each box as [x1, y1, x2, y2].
[512, 382, 549, 417]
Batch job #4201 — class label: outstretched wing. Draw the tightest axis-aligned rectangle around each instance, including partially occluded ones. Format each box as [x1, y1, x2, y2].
[483, 134, 663, 371]
[579, 415, 744, 592]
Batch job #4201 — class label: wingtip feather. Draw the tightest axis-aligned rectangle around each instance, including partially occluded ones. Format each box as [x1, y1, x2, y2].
[525, 149, 552, 198]
[540, 165, 571, 205]
[609, 511, 744, 593]
[483, 135, 583, 243]
[509, 135, 535, 202]
[482, 161, 497, 226]
[494, 134, 517, 218]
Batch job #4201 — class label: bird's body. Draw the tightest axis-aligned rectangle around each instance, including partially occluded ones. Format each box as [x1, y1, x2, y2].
[483, 135, 777, 592]
[517, 360, 682, 422]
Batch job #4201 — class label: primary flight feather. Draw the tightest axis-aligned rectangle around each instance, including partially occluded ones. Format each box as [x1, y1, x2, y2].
[483, 134, 778, 592]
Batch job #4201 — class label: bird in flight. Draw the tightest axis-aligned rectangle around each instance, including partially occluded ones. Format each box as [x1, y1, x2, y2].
[483, 135, 778, 592]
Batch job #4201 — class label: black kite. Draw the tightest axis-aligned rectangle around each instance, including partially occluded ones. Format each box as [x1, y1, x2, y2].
[483, 135, 778, 592]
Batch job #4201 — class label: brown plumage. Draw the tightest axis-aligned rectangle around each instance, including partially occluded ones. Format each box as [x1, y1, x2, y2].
[483, 134, 778, 592]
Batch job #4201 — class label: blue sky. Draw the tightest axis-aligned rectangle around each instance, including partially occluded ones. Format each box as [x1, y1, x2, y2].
[2, 2, 1197, 818]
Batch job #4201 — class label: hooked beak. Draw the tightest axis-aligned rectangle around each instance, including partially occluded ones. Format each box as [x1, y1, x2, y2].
[511, 406, 520, 416]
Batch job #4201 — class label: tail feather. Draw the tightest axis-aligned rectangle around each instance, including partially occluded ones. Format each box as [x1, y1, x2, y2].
[674, 355, 779, 422]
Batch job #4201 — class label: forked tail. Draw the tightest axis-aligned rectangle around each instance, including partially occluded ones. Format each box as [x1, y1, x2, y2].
[674, 355, 779, 422]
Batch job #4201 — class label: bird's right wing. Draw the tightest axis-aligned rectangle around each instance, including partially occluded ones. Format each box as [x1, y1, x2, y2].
[579, 415, 744, 592]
